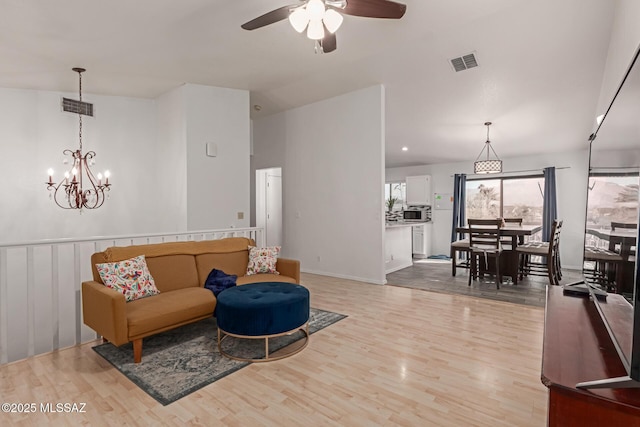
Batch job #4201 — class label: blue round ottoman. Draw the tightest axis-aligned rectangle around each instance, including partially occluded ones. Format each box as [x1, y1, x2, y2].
[216, 282, 310, 362]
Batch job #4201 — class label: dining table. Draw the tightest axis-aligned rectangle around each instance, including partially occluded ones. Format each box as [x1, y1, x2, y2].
[586, 227, 637, 293]
[455, 223, 543, 283]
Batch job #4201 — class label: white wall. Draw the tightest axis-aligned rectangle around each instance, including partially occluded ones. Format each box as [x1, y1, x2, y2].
[183, 84, 250, 230]
[0, 83, 251, 244]
[386, 149, 590, 269]
[0, 88, 168, 242]
[252, 86, 386, 284]
[156, 85, 188, 233]
[595, 0, 640, 115]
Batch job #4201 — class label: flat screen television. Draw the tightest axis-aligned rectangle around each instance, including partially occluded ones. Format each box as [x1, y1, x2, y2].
[565, 44, 640, 389]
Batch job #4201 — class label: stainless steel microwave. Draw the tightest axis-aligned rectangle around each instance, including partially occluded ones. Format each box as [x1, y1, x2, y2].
[403, 209, 429, 222]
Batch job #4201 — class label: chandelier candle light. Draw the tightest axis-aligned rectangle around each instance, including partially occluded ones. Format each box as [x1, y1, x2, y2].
[474, 121, 503, 174]
[46, 68, 111, 210]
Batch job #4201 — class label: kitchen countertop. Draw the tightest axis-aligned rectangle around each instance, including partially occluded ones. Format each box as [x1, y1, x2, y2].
[385, 221, 431, 229]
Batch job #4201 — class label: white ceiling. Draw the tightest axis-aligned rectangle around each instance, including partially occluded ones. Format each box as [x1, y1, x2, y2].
[0, 0, 616, 168]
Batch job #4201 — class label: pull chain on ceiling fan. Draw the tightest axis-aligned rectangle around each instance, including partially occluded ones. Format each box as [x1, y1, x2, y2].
[241, 0, 407, 53]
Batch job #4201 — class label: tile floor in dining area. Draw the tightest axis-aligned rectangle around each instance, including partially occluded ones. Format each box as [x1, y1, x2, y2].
[385, 259, 584, 307]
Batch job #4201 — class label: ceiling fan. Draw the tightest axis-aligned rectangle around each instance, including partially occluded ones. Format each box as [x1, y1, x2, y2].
[241, 0, 407, 53]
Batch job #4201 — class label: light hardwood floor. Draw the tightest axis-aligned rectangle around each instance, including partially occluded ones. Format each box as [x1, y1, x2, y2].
[0, 273, 548, 426]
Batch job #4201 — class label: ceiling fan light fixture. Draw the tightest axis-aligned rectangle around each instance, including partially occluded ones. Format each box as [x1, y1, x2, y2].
[289, 7, 309, 33]
[323, 8, 343, 33]
[306, 0, 326, 21]
[307, 19, 325, 40]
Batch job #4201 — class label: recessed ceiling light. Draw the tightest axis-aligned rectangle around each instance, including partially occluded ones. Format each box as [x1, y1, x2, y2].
[402, 146, 408, 151]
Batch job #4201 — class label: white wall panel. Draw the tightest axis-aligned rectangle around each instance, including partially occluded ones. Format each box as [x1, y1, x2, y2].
[252, 86, 386, 284]
[33, 246, 54, 356]
[184, 84, 250, 231]
[6, 249, 28, 362]
[56, 244, 77, 350]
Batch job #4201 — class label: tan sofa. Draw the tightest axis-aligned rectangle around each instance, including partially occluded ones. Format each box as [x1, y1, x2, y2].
[81, 237, 299, 363]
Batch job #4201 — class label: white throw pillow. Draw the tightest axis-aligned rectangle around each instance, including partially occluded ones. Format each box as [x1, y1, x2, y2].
[96, 255, 160, 302]
[246, 246, 281, 275]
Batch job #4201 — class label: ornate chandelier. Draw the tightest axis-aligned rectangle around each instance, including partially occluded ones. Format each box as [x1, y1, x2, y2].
[474, 121, 502, 174]
[46, 68, 111, 210]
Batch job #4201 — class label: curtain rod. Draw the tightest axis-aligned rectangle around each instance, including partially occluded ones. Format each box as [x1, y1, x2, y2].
[451, 166, 571, 178]
[590, 166, 639, 170]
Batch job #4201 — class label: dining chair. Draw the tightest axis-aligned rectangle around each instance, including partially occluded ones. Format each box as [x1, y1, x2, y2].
[467, 218, 503, 288]
[516, 220, 562, 286]
[450, 238, 470, 276]
[501, 217, 524, 249]
[583, 246, 623, 292]
[611, 221, 637, 230]
[609, 222, 637, 256]
[503, 218, 523, 224]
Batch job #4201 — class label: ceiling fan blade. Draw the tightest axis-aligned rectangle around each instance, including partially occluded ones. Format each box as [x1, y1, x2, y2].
[321, 32, 337, 53]
[241, 5, 297, 30]
[339, 0, 406, 19]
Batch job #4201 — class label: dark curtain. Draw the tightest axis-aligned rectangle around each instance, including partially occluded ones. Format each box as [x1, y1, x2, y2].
[542, 167, 558, 242]
[451, 174, 467, 242]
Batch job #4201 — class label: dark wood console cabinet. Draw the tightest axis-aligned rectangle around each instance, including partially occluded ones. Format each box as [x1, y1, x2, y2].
[542, 286, 640, 426]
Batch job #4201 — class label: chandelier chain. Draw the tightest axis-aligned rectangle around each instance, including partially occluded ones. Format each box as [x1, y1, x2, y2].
[78, 70, 82, 152]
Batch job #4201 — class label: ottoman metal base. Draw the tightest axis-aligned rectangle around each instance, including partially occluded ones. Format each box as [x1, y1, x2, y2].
[217, 322, 309, 362]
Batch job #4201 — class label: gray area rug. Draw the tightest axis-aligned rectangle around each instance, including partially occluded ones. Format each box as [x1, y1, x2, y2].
[93, 308, 346, 405]
[386, 260, 584, 307]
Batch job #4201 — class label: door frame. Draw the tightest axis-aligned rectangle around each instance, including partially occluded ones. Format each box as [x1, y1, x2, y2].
[255, 167, 283, 247]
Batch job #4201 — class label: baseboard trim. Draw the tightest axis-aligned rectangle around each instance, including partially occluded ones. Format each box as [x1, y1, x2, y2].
[300, 268, 385, 286]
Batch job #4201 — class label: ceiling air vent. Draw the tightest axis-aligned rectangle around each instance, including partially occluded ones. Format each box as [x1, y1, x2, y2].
[450, 52, 478, 72]
[62, 97, 94, 117]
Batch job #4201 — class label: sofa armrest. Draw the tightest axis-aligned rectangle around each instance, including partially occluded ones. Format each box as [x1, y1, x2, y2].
[276, 258, 300, 283]
[81, 281, 128, 346]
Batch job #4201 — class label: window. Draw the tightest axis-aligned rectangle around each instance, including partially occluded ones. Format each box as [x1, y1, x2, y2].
[586, 174, 639, 228]
[466, 179, 501, 219]
[384, 182, 406, 211]
[466, 176, 544, 225]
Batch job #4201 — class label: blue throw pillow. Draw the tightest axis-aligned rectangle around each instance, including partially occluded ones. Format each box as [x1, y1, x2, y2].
[205, 269, 237, 317]
[204, 269, 238, 297]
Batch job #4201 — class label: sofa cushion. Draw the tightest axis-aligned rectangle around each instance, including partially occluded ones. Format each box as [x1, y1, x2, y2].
[195, 252, 249, 285]
[126, 288, 216, 338]
[145, 255, 199, 292]
[246, 246, 281, 275]
[95, 255, 160, 302]
[237, 273, 297, 285]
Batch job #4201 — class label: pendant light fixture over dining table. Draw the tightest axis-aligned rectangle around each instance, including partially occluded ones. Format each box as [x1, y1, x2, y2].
[474, 122, 503, 174]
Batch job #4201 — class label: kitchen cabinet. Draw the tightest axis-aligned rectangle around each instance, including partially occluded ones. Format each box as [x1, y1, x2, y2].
[412, 223, 432, 258]
[406, 175, 432, 206]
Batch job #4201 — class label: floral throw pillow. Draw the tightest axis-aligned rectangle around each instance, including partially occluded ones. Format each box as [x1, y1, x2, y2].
[96, 255, 160, 302]
[246, 246, 281, 275]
